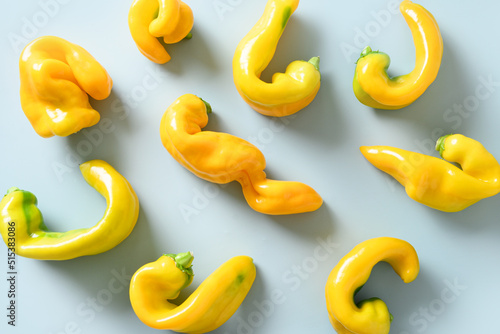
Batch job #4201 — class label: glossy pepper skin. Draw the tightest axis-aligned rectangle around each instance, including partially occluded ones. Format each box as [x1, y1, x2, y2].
[361, 134, 500, 212]
[20, 36, 112, 138]
[325, 237, 419, 334]
[353, 0, 443, 109]
[232, 0, 321, 117]
[128, 0, 193, 64]
[130, 252, 256, 333]
[0, 160, 139, 260]
[159, 94, 323, 215]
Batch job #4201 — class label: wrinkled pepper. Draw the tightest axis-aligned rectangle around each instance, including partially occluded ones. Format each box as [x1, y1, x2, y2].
[159, 94, 323, 215]
[130, 252, 256, 333]
[128, 0, 193, 64]
[20, 36, 112, 138]
[325, 237, 419, 334]
[353, 0, 443, 109]
[232, 0, 321, 117]
[0, 160, 139, 260]
[361, 134, 500, 212]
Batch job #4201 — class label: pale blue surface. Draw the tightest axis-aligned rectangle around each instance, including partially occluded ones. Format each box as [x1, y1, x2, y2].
[1, 1, 499, 333]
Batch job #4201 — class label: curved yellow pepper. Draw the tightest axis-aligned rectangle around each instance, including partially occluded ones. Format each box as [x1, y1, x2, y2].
[232, 0, 321, 117]
[325, 237, 419, 334]
[130, 252, 256, 333]
[159, 94, 323, 215]
[353, 0, 443, 109]
[0, 160, 139, 260]
[19, 36, 113, 138]
[361, 134, 500, 212]
[128, 0, 193, 64]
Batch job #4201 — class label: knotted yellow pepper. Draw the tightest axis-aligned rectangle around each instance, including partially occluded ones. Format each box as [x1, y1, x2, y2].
[130, 252, 256, 333]
[19, 36, 112, 138]
[232, 0, 321, 117]
[0, 160, 139, 260]
[325, 237, 419, 334]
[361, 134, 500, 212]
[128, 0, 193, 64]
[159, 94, 323, 215]
[353, 0, 443, 109]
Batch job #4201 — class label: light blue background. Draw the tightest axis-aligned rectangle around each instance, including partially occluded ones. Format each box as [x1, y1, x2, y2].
[1, 0, 498, 333]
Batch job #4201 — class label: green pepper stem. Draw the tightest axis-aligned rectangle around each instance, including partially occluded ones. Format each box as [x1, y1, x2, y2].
[184, 32, 193, 40]
[199, 98, 212, 114]
[6, 187, 20, 195]
[308, 56, 320, 72]
[360, 46, 372, 58]
[435, 134, 453, 157]
[165, 252, 194, 277]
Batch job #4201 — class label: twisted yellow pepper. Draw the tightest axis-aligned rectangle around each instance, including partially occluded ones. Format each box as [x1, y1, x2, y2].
[353, 0, 443, 109]
[130, 252, 256, 333]
[233, 0, 321, 117]
[0, 160, 139, 260]
[361, 134, 500, 212]
[325, 237, 419, 334]
[128, 0, 193, 64]
[159, 94, 323, 215]
[19, 36, 112, 138]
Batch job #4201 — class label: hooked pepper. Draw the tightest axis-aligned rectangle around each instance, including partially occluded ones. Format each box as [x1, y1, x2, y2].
[19, 36, 113, 138]
[128, 0, 193, 64]
[232, 0, 321, 117]
[353, 0, 443, 109]
[129, 252, 256, 333]
[0, 160, 139, 260]
[325, 237, 419, 334]
[159, 94, 323, 215]
[361, 134, 500, 212]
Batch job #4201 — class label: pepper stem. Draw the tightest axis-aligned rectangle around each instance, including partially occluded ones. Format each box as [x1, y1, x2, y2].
[184, 32, 193, 40]
[435, 134, 453, 157]
[6, 187, 20, 195]
[308, 56, 320, 72]
[165, 252, 194, 277]
[360, 46, 372, 58]
[199, 98, 212, 114]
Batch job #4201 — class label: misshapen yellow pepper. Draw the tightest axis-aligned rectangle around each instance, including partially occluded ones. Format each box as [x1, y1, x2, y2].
[20, 36, 112, 138]
[159, 94, 323, 215]
[325, 237, 419, 334]
[0, 160, 139, 260]
[353, 0, 443, 109]
[129, 252, 256, 333]
[128, 0, 193, 64]
[233, 0, 321, 117]
[361, 134, 500, 212]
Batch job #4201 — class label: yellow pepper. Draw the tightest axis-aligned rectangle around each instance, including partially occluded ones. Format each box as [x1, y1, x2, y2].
[159, 94, 323, 215]
[360, 134, 500, 212]
[232, 0, 321, 117]
[325, 237, 419, 334]
[353, 0, 443, 109]
[129, 252, 256, 333]
[0, 160, 139, 260]
[128, 0, 193, 64]
[19, 36, 113, 138]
